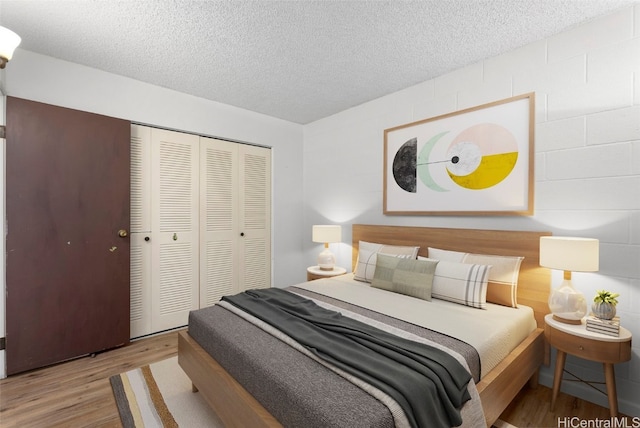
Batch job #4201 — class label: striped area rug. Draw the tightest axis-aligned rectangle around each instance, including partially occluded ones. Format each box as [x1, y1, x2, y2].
[111, 357, 519, 428]
[110, 356, 223, 427]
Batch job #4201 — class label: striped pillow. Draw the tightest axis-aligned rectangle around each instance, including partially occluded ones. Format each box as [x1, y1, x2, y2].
[354, 241, 420, 283]
[371, 254, 438, 301]
[428, 247, 523, 308]
[420, 257, 491, 309]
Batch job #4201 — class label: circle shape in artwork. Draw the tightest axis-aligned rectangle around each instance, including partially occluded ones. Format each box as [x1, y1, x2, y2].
[446, 141, 482, 176]
[446, 123, 519, 190]
[392, 137, 417, 192]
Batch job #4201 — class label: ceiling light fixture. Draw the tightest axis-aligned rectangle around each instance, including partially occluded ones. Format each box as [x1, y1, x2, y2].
[0, 26, 22, 69]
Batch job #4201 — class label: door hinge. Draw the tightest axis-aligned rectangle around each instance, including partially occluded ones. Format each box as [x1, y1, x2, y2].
[0, 337, 5, 351]
[0, 125, 5, 139]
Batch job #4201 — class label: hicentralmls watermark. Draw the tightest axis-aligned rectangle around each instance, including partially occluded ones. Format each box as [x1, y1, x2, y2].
[557, 417, 640, 428]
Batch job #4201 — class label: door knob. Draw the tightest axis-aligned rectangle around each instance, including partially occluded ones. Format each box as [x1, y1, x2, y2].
[118, 229, 128, 238]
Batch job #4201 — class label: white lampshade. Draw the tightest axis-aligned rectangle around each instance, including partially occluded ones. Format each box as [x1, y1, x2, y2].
[312, 225, 342, 271]
[312, 225, 342, 244]
[0, 26, 21, 68]
[540, 236, 599, 324]
[540, 236, 599, 272]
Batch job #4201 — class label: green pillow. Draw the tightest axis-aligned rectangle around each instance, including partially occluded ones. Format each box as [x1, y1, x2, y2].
[371, 253, 438, 301]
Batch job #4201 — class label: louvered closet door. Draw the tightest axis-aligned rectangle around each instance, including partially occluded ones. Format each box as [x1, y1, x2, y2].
[200, 137, 239, 306]
[239, 144, 271, 291]
[151, 128, 200, 331]
[130, 125, 153, 338]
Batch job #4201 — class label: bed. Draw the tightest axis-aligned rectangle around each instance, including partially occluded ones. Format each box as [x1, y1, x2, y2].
[178, 225, 552, 427]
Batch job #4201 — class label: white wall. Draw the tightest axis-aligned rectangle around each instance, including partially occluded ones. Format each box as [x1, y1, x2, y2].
[303, 5, 640, 417]
[0, 50, 306, 378]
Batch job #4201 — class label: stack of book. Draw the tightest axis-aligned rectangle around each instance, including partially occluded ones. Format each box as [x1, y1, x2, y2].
[586, 315, 620, 337]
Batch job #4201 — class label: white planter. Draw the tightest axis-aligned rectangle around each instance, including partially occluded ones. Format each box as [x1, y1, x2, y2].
[592, 302, 616, 320]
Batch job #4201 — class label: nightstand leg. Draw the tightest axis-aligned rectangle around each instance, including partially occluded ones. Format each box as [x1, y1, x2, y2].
[604, 363, 618, 417]
[551, 350, 566, 411]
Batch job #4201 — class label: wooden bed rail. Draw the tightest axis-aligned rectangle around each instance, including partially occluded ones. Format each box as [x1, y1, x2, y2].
[178, 331, 283, 428]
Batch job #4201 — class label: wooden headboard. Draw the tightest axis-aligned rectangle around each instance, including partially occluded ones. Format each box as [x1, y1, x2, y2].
[351, 224, 552, 328]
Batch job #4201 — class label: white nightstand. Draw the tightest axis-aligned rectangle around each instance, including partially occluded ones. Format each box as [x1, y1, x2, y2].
[306, 265, 347, 281]
[544, 313, 632, 417]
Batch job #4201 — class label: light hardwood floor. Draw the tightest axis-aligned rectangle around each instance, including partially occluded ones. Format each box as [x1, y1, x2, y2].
[0, 329, 620, 428]
[0, 330, 178, 427]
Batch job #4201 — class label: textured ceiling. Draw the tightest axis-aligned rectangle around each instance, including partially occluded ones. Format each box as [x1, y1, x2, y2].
[0, 0, 637, 124]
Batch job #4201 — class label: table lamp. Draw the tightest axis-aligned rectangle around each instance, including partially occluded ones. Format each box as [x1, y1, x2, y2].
[312, 225, 342, 271]
[540, 236, 599, 324]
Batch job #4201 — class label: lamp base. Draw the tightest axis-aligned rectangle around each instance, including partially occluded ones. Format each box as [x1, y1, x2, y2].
[317, 248, 336, 271]
[548, 278, 587, 325]
[552, 314, 583, 325]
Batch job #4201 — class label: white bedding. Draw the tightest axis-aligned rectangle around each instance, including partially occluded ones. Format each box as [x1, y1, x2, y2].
[295, 274, 537, 379]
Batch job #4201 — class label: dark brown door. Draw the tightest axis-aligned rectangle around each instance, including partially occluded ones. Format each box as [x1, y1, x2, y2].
[6, 97, 130, 375]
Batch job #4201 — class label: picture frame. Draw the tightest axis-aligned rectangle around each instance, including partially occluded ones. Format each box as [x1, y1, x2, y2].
[383, 93, 535, 216]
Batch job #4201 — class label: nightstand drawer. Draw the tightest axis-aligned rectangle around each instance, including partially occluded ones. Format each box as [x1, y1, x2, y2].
[546, 325, 631, 363]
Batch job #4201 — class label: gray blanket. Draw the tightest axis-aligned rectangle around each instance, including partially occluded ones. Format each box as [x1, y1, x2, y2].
[223, 288, 473, 428]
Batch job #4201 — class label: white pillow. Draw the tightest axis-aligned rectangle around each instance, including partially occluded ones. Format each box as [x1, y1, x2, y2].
[428, 247, 523, 308]
[419, 256, 491, 309]
[354, 241, 419, 283]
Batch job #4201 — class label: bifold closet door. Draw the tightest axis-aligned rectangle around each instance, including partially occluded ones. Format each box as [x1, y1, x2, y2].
[131, 125, 270, 334]
[199, 137, 239, 306]
[151, 128, 199, 332]
[130, 125, 152, 338]
[238, 144, 271, 292]
[130, 125, 199, 337]
[199, 138, 271, 305]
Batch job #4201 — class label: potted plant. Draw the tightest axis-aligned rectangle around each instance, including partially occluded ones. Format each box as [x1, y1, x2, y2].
[592, 290, 619, 320]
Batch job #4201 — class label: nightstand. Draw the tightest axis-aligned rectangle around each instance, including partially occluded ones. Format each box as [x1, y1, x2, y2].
[544, 313, 632, 417]
[306, 265, 347, 281]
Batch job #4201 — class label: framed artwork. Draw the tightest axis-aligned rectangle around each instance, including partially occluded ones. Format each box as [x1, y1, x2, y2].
[383, 93, 535, 216]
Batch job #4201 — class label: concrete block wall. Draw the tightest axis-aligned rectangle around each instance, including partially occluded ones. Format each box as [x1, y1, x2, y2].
[303, 5, 640, 416]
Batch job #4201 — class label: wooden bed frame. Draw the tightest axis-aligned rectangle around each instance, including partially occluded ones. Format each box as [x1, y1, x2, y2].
[178, 224, 552, 427]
